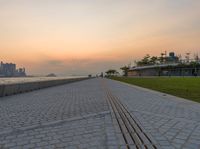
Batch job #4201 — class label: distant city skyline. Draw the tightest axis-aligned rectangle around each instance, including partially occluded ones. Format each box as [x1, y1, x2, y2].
[0, 0, 200, 75]
[0, 61, 26, 77]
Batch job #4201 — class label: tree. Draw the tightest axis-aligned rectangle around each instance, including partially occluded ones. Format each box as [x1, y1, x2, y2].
[158, 52, 167, 64]
[120, 66, 129, 76]
[194, 54, 199, 62]
[136, 54, 152, 66]
[105, 69, 119, 77]
[150, 56, 159, 65]
[141, 54, 151, 64]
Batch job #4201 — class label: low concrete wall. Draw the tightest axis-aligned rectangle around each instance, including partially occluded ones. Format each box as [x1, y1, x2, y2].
[0, 77, 89, 97]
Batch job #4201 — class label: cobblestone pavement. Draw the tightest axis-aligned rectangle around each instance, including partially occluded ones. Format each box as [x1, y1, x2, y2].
[0, 78, 200, 149]
[106, 79, 200, 149]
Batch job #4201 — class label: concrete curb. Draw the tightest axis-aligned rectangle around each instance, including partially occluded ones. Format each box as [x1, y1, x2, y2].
[0, 77, 89, 97]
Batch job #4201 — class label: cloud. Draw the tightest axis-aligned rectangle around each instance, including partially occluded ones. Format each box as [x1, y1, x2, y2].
[28, 57, 126, 76]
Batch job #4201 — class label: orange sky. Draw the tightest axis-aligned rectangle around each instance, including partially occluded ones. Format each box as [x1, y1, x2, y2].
[0, 0, 200, 75]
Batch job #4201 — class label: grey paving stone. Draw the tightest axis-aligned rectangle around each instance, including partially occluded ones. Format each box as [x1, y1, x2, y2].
[105, 78, 200, 148]
[0, 78, 200, 148]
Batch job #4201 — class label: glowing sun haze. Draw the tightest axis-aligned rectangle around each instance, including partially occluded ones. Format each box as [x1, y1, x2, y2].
[0, 0, 200, 75]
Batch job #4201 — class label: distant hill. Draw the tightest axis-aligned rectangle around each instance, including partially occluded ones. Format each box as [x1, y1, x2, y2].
[46, 73, 57, 77]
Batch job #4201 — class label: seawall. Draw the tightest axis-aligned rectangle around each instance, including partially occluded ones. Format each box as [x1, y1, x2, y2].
[0, 77, 89, 97]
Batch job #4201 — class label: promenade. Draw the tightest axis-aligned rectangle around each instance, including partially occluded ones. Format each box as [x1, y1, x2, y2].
[0, 78, 200, 149]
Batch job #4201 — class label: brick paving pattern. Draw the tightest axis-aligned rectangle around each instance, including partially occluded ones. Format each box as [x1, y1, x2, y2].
[106, 79, 200, 149]
[0, 78, 200, 148]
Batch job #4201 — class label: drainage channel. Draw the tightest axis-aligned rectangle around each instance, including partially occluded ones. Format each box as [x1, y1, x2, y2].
[102, 81, 157, 149]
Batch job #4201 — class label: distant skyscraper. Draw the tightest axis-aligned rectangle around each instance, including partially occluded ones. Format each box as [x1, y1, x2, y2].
[0, 61, 26, 77]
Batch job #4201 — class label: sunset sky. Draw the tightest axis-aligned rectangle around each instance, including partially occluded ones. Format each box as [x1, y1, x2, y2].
[0, 0, 200, 76]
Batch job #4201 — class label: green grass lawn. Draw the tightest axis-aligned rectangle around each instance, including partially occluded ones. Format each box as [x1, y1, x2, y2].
[111, 77, 200, 103]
